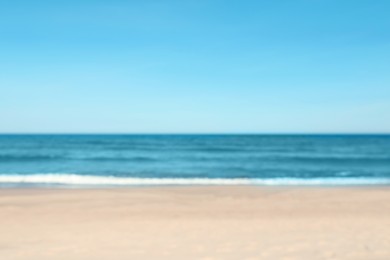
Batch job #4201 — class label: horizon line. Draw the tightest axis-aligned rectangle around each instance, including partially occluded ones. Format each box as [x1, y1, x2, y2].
[0, 132, 389, 135]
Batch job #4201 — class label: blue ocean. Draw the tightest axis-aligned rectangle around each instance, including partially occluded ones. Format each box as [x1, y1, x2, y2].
[0, 134, 389, 187]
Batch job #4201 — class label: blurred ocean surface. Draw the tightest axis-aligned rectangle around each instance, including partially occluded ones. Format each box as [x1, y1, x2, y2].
[0, 134, 389, 186]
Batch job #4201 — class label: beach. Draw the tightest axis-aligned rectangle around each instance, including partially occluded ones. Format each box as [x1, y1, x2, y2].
[0, 186, 389, 259]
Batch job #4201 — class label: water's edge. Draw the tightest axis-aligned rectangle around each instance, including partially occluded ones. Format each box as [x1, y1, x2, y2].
[0, 174, 389, 187]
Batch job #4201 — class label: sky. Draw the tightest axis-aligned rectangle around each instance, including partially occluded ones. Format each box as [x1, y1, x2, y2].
[0, 0, 389, 133]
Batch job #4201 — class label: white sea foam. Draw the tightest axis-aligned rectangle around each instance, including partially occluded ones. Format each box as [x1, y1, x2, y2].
[0, 174, 389, 186]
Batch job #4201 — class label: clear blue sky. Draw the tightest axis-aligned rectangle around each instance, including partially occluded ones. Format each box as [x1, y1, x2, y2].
[1, 0, 389, 133]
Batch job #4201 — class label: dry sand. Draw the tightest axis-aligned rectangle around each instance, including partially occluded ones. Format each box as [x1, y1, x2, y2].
[0, 186, 389, 259]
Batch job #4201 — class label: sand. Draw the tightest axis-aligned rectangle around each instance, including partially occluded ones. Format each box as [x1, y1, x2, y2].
[0, 186, 389, 260]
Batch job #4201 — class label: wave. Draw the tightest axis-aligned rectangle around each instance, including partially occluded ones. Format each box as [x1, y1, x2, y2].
[0, 155, 61, 161]
[2, 153, 388, 164]
[79, 156, 157, 162]
[0, 154, 157, 162]
[0, 174, 389, 186]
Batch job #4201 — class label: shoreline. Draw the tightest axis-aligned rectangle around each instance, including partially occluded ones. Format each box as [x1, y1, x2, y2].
[1, 186, 389, 259]
[1, 183, 390, 190]
[1, 174, 389, 187]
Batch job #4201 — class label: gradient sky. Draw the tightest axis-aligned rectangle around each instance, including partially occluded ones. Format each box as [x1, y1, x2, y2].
[1, 0, 389, 133]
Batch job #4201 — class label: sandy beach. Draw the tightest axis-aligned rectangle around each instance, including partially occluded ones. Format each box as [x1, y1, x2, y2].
[0, 186, 389, 260]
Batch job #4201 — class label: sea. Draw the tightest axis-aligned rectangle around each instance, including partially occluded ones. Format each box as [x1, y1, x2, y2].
[0, 134, 389, 187]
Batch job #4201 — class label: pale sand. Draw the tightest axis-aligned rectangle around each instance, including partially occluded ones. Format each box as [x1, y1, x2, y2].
[0, 187, 389, 260]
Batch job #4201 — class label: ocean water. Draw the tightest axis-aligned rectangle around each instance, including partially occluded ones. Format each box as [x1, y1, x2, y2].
[0, 134, 389, 187]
